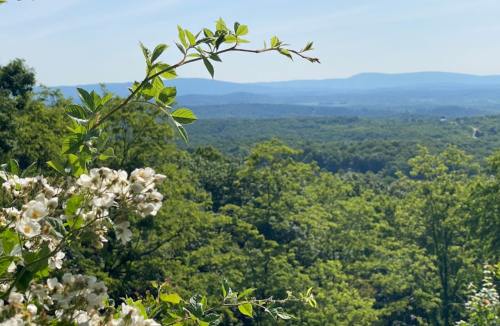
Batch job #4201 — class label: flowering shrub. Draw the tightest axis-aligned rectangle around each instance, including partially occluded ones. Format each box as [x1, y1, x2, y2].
[0, 16, 318, 326]
[457, 264, 500, 326]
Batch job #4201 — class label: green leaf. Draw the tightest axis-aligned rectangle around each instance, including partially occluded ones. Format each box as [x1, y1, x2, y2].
[47, 160, 66, 175]
[96, 132, 109, 151]
[234, 22, 240, 33]
[14, 269, 35, 292]
[0, 1, 7, 5]
[197, 320, 209, 326]
[68, 154, 85, 177]
[141, 82, 156, 100]
[224, 35, 237, 44]
[302, 41, 314, 52]
[65, 105, 89, 123]
[175, 42, 186, 55]
[66, 195, 84, 216]
[209, 53, 222, 62]
[221, 277, 231, 298]
[46, 217, 67, 240]
[171, 108, 197, 125]
[151, 44, 168, 62]
[175, 123, 189, 144]
[216, 17, 227, 31]
[215, 35, 225, 50]
[101, 93, 115, 105]
[76, 88, 95, 111]
[7, 159, 19, 175]
[236, 25, 248, 36]
[195, 37, 214, 46]
[139, 41, 151, 62]
[177, 25, 188, 48]
[158, 87, 177, 106]
[202, 314, 221, 325]
[203, 28, 214, 38]
[130, 82, 142, 98]
[237, 288, 255, 300]
[156, 63, 178, 79]
[99, 148, 115, 161]
[279, 48, 293, 60]
[275, 307, 293, 320]
[185, 30, 196, 46]
[237, 38, 250, 44]
[160, 293, 181, 304]
[270, 36, 278, 48]
[2, 228, 19, 255]
[61, 134, 85, 155]
[238, 303, 252, 317]
[0, 257, 15, 278]
[20, 161, 37, 178]
[264, 40, 267, 49]
[266, 308, 278, 321]
[25, 245, 50, 274]
[202, 58, 214, 79]
[90, 90, 101, 108]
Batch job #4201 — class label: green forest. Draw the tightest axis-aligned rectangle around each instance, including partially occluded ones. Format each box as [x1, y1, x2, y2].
[3, 56, 500, 326]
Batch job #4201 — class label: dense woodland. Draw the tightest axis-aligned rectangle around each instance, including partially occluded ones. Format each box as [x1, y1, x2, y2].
[4, 59, 500, 326]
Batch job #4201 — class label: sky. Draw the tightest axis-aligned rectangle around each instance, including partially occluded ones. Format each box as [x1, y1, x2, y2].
[0, 0, 499, 86]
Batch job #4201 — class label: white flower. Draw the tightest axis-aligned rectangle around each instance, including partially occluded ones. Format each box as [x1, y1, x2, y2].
[121, 303, 139, 316]
[77, 171, 100, 189]
[138, 203, 156, 217]
[8, 292, 23, 304]
[17, 219, 41, 238]
[144, 319, 162, 326]
[48, 197, 59, 209]
[115, 222, 132, 244]
[62, 273, 75, 285]
[23, 201, 48, 220]
[94, 281, 108, 295]
[131, 168, 155, 182]
[154, 174, 166, 184]
[49, 251, 65, 270]
[47, 277, 62, 291]
[4, 207, 20, 221]
[7, 262, 16, 273]
[85, 275, 97, 289]
[26, 304, 37, 317]
[18, 177, 34, 189]
[92, 194, 115, 208]
[2, 176, 19, 191]
[130, 183, 144, 194]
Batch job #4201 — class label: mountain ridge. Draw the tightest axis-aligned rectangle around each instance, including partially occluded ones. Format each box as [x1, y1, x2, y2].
[42, 71, 500, 100]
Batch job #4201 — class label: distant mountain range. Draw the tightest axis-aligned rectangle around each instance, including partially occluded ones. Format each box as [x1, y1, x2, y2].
[40, 72, 500, 116]
[253, 72, 500, 90]
[44, 72, 500, 99]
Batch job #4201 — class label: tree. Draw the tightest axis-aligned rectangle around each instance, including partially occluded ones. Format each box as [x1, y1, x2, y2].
[399, 146, 480, 326]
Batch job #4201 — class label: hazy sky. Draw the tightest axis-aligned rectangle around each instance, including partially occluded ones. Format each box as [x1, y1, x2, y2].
[1, 0, 499, 86]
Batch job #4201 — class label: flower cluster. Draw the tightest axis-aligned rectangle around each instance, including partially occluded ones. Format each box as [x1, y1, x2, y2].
[456, 264, 500, 326]
[0, 273, 160, 326]
[0, 167, 167, 325]
[1, 167, 165, 251]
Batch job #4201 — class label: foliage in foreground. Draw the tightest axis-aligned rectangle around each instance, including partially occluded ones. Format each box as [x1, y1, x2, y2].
[0, 17, 319, 326]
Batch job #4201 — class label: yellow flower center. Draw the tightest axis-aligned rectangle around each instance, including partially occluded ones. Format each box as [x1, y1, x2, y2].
[24, 225, 32, 233]
[139, 172, 146, 178]
[32, 211, 41, 219]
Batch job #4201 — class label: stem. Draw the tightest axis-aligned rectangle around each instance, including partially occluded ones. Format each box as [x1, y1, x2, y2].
[94, 41, 317, 130]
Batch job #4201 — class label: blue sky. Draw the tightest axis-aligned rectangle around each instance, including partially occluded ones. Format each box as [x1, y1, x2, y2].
[1, 0, 499, 86]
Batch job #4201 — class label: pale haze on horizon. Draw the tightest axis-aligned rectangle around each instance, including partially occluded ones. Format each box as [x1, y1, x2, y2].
[0, 0, 499, 86]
